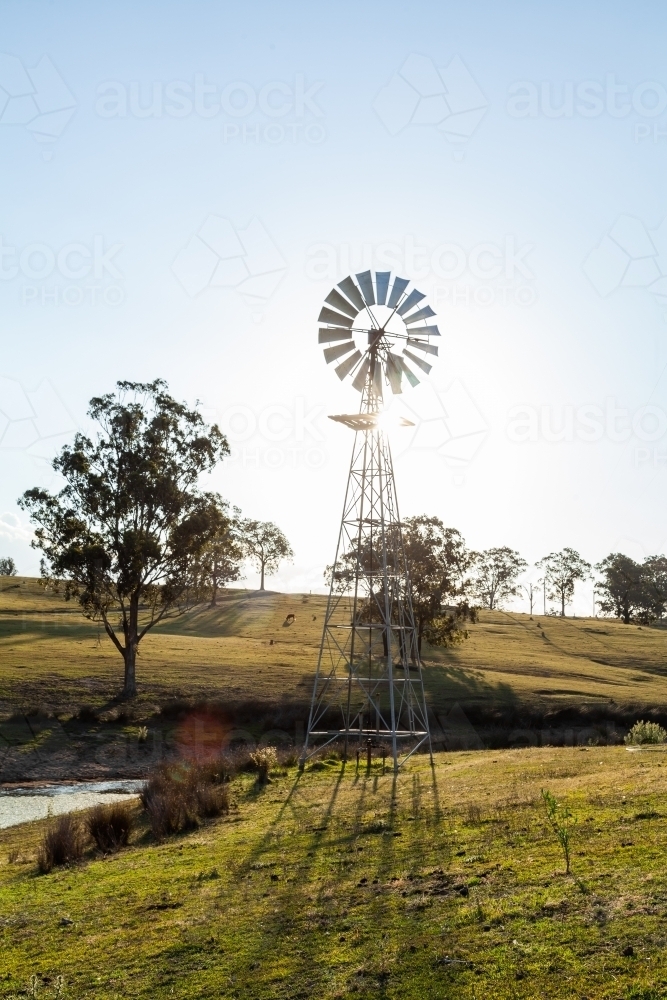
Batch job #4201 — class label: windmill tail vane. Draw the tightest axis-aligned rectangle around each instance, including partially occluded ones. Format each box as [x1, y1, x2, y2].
[301, 270, 439, 772]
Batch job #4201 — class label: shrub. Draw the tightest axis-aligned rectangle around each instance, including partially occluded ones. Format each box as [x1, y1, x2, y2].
[86, 801, 134, 852]
[624, 720, 667, 746]
[38, 814, 85, 873]
[137, 726, 148, 743]
[249, 746, 278, 782]
[141, 760, 230, 839]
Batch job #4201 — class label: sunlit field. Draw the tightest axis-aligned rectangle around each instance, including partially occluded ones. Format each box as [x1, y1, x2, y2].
[2, 745, 667, 999]
[3, 577, 667, 720]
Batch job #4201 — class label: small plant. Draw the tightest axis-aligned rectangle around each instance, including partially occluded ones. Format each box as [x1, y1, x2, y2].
[624, 720, 667, 746]
[86, 801, 134, 852]
[541, 788, 576, 874]
[37, 814, 85, 873]
[137, 725, 149, 743]
[249, 746, 278, 782]
[465, 803, 482, 825]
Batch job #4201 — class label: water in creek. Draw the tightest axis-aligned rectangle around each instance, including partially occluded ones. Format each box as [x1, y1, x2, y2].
[0, 780, 145, 829]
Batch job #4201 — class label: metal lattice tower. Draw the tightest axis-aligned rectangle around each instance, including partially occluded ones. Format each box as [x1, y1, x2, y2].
[301, 269, 439, 771]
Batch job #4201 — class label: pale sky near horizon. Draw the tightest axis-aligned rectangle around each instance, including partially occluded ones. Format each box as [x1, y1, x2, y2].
[1, 0, 667, 614]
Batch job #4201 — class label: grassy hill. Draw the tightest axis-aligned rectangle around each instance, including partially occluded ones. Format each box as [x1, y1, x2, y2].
[2, 576, 667, 724]
[2, 745, 667, 998]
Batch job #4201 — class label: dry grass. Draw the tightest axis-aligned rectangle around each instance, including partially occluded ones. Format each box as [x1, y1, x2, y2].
[3, 579, 667, 724]
[140, 760, 230, 839]
[37, 814, 85, 873]
[86, 802, 134, 853]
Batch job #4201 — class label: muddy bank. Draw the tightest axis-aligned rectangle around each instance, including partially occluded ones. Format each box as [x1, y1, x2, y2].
[0, 698, 657, 782]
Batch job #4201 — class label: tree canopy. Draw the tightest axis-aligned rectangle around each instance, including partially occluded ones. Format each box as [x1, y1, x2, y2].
[240, 519, 293, 591]
[596, 552, 667, 624]
[537, 547, 591, 617]
[195, 503, 244, 606]
[472, 546, 527, 610]
[0, 557, 16, 577]
[402, 516, 477, 651]
[19, 380, 229, 696]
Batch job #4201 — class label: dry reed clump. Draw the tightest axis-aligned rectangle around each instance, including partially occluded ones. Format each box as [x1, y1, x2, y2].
[249, 746, 278, 782]
[86, 801, 134, 853]
[141, 760, 230, 840]
[37, 814, 85, 873]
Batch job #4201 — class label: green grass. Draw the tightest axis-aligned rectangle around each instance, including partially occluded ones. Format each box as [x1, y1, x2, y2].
[2, 577, 667, 721]
[3, 746, 667, 998]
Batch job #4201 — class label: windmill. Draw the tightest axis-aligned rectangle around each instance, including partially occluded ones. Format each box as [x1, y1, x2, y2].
[301, 269, 439, 772]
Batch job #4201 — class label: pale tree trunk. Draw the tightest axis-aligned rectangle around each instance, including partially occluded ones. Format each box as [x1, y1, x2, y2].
[260, 561, 265, 591]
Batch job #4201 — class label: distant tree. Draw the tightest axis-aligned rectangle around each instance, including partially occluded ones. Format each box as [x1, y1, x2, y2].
[595, 553, 645, 624]
[19, 380, 229, 697]
[196, 504, 244, 607]
[640, 555, 667, 621]
[537, 547, 591, 617]
[472, 546, 527, 610]
[521, 581, 539, 616]
[402, 516, 477, 652]
[596, 552, 667, 624]
[240, 519, 293, 591]
[0, 557, 17, 576]
[324, 517, 477, 653]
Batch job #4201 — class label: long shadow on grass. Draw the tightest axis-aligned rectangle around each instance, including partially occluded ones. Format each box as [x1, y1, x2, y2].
[232, 761, 443, 998]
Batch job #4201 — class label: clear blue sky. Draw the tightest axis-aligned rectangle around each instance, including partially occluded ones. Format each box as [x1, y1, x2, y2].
[1, 0, 666, 610]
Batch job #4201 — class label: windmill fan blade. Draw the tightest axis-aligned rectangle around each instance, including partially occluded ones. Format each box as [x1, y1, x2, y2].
[325, 288, 359, 319]
[385, 352, 403, 394]
[375, 271, 390, 305]
[356, 270, 376, 306]
[399, 358, 420, 388]
[324, 341, 355, 364]
[335, 349, 362, 380]
[337, 276, 365, 311]
[351, 357, 370, 392]
[403, 348, 432, 375]
[319, 328, 352, 343]
[387, 276, 410, 309]
[420, 324, 441, 336]
[404, 305, 436, 325]
[406, 337, 439, 356]
[396, 288, 426, 316]
[318, 306, 353, 328]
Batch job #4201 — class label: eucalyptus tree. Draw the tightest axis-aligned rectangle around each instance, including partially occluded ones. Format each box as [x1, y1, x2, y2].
[19, 380, 229, 696]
